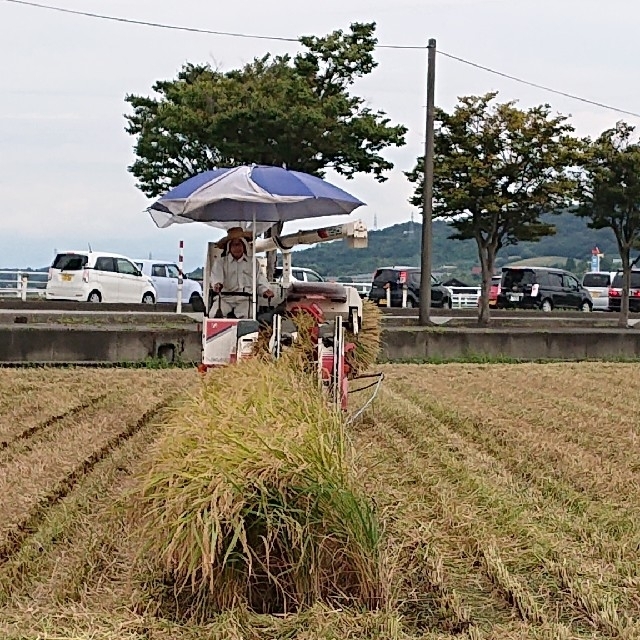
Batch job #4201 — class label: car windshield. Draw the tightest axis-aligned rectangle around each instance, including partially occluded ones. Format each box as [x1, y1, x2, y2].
[583, 273, 610, 287]
[502, 269, 535, 288]
[52, 253, 88, 271]
[612, 272, 640, 288]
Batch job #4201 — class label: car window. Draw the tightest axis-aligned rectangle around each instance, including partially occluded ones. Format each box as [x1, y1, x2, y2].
[563, 274, 579, 289]
[306, 271, 323, 282]
[94, 257, 116, 273]
[152, 264, 167, 278]
[612, 272, 640, 288]
[166, 264, 179, 278]
[134, 262, 143, 271]
[372, 269, 399, 284]
[583, 273, 610, 287]
[292, 270, 304, 281]
[52, 253, 88, 271]
[502, 269, 535, 288]
[116, 258, 138, 275]
[547, 272, 563, 287]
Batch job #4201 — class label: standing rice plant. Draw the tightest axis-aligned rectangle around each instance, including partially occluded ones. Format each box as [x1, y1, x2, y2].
[132, 356, 386, 620]
[346, 299, 383, 376]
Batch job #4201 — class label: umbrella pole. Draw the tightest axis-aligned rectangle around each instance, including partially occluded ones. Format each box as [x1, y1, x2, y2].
[252, 211, 257, 320]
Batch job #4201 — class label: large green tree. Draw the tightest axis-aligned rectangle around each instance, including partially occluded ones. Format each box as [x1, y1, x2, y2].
[406, 92, 581, 325]
[575, 122, 640, 327]
[124, 22, 407, 197]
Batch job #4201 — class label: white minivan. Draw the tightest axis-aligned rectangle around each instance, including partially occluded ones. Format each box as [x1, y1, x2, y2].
[45, 251, 157, 303]
[581, 271, 618, 311]
[133, 259, 204, 307]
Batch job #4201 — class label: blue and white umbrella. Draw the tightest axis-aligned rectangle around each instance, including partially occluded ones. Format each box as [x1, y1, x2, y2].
[147, 164, 365, 234]
[147, 165, 365, 321]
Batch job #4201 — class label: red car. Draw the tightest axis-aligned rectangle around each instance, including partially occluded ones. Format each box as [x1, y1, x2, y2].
[478, 275, 502, 307]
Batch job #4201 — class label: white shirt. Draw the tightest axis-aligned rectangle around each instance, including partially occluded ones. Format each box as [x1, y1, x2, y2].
[210, 251, 270, 295]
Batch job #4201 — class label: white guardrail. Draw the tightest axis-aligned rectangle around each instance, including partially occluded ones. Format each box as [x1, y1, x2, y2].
[448, 286, 481, 309]
[340, 282, 372, 298]
[0, 271, 47, 300]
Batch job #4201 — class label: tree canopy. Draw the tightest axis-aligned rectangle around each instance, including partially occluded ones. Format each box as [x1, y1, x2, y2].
[575, 121, 640, 325]
[124, 22, 407, 197]
[405, 92, 581, 324]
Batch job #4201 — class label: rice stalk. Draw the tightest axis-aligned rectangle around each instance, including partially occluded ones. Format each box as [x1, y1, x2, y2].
[346, 299, 382, 376]
[132, 356, 386, 620]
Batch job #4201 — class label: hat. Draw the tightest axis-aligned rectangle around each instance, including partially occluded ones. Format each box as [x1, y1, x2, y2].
[215, 226, 253, 249]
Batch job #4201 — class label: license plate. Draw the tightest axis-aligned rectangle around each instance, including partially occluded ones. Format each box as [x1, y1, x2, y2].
[509, 294, 522, 302]
[62, 274, 73, 282]
[591, 291, 600, 297]
[378, 299, 387, 306]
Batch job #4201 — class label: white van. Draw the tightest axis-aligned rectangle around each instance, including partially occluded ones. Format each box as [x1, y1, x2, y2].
[45, 251, 157, 303]
[581, 271, 618, 311]
[274, 266, 324, 283]
[133, 259, 203, 306]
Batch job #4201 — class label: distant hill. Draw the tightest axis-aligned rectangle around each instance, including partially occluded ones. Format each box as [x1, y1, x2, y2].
[292, 212, 620, 277]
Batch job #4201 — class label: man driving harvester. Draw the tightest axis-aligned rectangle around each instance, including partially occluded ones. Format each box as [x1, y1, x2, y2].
[209, 226, 275, 319]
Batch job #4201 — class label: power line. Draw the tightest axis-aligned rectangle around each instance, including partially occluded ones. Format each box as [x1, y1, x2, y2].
[3, 0, 640, 120]
[437, 50, 640, 119]
[1, 0, 300, 42]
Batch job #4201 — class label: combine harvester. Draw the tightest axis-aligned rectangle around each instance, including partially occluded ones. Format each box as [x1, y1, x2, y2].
[148, 165, 382, 411]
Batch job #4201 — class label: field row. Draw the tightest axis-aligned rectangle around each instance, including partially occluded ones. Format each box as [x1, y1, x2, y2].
[0, 364, 638, 639]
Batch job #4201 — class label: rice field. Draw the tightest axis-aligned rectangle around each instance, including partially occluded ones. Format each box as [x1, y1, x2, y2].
[0, 363, 639, 639]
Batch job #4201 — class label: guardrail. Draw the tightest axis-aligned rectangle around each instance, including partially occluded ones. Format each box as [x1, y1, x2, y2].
[448, 286, 481, 309]
[340, 282, 372, 298]
[0, 271, 47, 300]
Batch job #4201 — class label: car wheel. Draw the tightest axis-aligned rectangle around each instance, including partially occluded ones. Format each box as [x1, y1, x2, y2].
[541, 299, 553, 312]
[580, 300, 592, 312]
[142, 293, 155, 304]
[445, 297, 452, 310]
[87, 290, 101, 303]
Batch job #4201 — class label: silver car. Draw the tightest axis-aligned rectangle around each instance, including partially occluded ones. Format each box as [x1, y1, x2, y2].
[581, 271, 617, 311]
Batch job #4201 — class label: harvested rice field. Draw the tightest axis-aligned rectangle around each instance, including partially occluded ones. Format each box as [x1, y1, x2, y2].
[0, 363, 639, 639]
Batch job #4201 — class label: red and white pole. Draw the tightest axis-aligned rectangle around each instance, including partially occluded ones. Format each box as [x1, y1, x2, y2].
[177, 240, 184, 314]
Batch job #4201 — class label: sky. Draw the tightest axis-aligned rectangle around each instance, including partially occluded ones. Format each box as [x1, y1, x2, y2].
[1, 0, 639, 270]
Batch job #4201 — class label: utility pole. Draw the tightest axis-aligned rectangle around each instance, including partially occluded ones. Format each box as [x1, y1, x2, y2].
[419, 38, 436, 325]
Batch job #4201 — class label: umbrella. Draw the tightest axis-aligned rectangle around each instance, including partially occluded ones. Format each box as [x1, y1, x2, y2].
[146, 164, 366, 319]
[147, 164, 365, 233]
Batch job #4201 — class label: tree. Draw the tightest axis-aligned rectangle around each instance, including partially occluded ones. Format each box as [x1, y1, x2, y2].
[124, 22, 407, 197]
[405, 93, 581, 325]
[565, 257, 576, 272]
[575, 122, 640, 327]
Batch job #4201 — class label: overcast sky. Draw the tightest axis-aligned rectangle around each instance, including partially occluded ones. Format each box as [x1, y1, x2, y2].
[1, 0, 638, 270]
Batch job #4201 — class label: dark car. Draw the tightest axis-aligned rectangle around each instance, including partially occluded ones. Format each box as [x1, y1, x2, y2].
[368, 266, 452, 309]
[497, 266, 593, 312]
[608, 270, 640, 312]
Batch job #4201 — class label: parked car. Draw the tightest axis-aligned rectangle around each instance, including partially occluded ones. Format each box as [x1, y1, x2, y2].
[478, 275, 502, 308]
[133, 259, 204, 307]
[45, 251, 157, 303]
[581, 271, 618, 311]
[608, 270, 640, 312]
[273, 266, 324, 283]
[496, 266, 593, 312]
[368, 266, 452, 308]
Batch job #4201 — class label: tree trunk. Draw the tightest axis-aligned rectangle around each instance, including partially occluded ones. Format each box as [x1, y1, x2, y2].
[477, 242, 495, 326]
[620, 248, 631, 328]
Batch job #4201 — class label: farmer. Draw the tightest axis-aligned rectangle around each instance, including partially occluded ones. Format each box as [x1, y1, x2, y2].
[209, 227, 275, 319]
